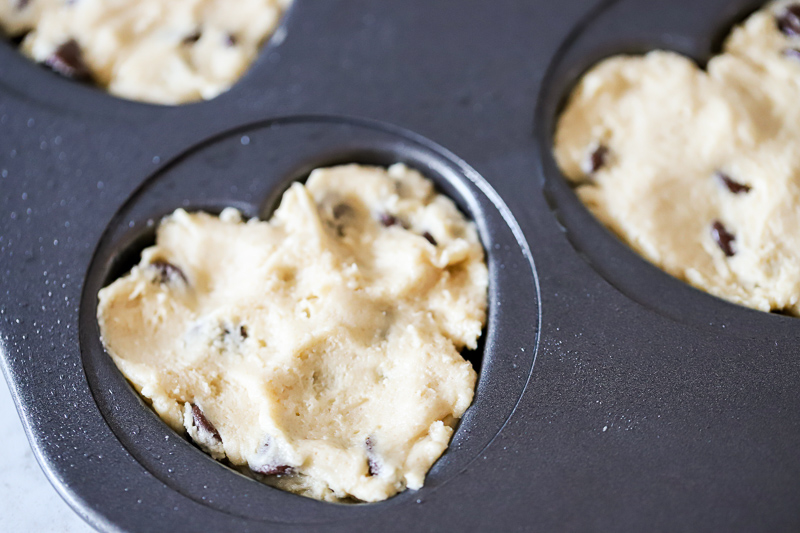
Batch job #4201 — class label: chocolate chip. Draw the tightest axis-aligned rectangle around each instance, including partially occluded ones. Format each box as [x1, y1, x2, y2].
[150, 260, 188, 284]
[327, 204, 351, 237]
[221, 323, 248, 343]
[777, 4, 800, 37]
[190, 404, 221, 442]
[224, 33, 237, 47]
[716, 171, 751, 194]
[583, 144, 609, 175]
[365, 437, 380, 476]
[422, 232, 437, 246]
[783, 47, 800, 61]
[249, 436, 293, 476]
[378, 212, 409, 229]
[333, 203, 353, 220]
[16, 0, 30, 9]
[711, 220, 736, 257]
[182, 31, 202, 45]
[44, 39, 93, 81]
[379, 213, 399, 227]
[253, 464, 293, 476]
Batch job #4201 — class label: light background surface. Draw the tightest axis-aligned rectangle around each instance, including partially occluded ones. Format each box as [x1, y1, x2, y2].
[0, 376, 94, 532]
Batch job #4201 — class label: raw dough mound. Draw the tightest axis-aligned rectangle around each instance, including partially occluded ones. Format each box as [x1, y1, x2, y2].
[0, 0, 291, 104]
[97, 164, 488, 502]
[554, 0, 800, 315]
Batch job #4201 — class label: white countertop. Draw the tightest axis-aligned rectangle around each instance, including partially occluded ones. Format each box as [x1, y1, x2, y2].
[0, 376, 94, 533]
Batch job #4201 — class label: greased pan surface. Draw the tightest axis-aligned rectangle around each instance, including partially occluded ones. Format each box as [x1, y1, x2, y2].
[1, 0, 799, 531]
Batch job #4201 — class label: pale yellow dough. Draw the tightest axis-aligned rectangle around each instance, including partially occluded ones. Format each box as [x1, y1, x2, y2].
[0, 0, 291, 104]
[554, 0, 800, 315]
[97, 164, 487, 502]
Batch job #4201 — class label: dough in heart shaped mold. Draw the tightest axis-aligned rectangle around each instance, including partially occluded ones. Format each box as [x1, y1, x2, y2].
[554, 0, 800, 316]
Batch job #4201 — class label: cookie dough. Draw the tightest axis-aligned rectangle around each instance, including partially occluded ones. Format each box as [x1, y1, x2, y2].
[0, 0, 291, 104]
[554, 0, 800, 315]
[97, 164, 488, 502]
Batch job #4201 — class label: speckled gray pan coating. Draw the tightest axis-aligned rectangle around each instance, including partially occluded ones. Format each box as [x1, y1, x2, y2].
[1, 0, 799, 531]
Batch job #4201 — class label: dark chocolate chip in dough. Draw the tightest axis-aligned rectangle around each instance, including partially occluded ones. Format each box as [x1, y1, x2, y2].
[190, 404, 221, 442]
[151, 260, 188, 284]
[716, 171, 751, 194]
[221, 323, 249, 343]
[378, 212, 409, 229]
[250, 436, 293, 476]
[16, 0, 30, 10]
[782, 47, 800, 61]
[777, 4, 800, 37]
[379, 213, 399, 227]
[327, 204, 350, 237]
[224, 33, 237, 47]
[182, 31, 202, 45]
[711, 220, 736, 257]
[333, 203, 353, 220]
[253, 464, 293, 476]
[365, 437, 380, 476]
[44, 39, 93, 82]
[422, 232, 437, 246]
[585, 144, 609, 174]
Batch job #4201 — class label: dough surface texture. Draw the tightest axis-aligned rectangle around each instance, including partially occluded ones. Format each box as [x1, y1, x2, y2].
[97, 164, 487, 502]
[554, 0, 800, 315]
[0, 0, 291, 104]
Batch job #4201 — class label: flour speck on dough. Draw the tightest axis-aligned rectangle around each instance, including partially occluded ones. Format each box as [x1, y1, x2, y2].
[0, 0, 292, 104]
[554, 0, 800, 316]
[97, 164, 488, 502]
